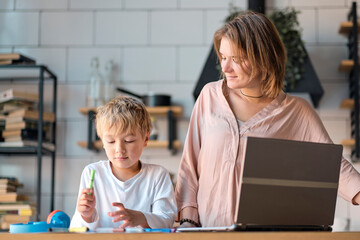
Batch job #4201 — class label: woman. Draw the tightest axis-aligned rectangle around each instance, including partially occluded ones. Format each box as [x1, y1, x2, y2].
[175, 11, 360, 228]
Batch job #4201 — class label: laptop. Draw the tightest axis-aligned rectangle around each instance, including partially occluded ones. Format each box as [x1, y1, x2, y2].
[177, 137, 343, 232]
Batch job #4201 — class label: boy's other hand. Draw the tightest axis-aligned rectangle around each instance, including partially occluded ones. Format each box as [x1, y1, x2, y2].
[77, 188, 96, 223]
[108, 202, 150, 228]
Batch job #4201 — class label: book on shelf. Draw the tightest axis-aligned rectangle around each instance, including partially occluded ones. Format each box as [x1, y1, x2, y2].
[0, 178, 23, 187]
[0, 207, 34, 216]
[5, 135, 45, 143]
[0, 214, 31, 229]
[0, 192, 29, 202]
[0, 59, 12, 65]
[0, 114, 6, 130]
[3, 127, 46, 138]
[0, 193, 28, 203]
[0, 53, 35, 65]
[0, 214, 30, 222]
[5, 116, 50, 125]
[5, 121, 39, 131]
[0, 184, 16, 193]
[0, 193, 17, 202]
[0, 100, 35, 115]
[0, 202, 32, 211]
[5, 119, 50, 130]
[8, 108, 55, 123]
[0, 89, 38, 104]
[2, 128, 45, 139]
[0, 140, 55, 151]
[0, 177, 26, 202]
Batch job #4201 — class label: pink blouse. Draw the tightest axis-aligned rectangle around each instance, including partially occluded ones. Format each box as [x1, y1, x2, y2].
[175, 79, 360, 227]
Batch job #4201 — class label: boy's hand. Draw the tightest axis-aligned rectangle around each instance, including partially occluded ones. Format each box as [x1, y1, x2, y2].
[108, 202, 150, 228]
[77, 188, 96, 223]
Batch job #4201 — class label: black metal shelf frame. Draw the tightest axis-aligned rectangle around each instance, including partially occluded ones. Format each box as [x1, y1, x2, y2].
[346, 2, 360, 161]
[0, 64, 57, 220]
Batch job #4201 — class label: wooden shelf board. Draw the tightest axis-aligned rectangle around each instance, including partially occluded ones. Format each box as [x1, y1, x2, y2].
[341, 139, 355, 147]
[146, 106, 183, 116]
[78, 107, 97, 115]
[77, 140, 104, 150]
[338, 59, 360, 72]
[340, 99, 354, 109]
[79, 106, 182, 116]
[338, 21, 360, 34]
[77, 140, 182, 151]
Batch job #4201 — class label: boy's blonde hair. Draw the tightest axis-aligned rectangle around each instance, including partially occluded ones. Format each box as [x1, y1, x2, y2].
[214, 11, 287, 98]
[95, 96, 152, 139]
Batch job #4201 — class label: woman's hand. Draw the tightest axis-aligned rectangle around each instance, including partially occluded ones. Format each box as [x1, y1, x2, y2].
[77, 188, 96, 223]
[108, 202, 150, 228]
[352, 191, 360, 205]
[179, 221, 197, 228]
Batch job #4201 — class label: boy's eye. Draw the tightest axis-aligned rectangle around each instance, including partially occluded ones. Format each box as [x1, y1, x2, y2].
[107, 141, 115, 144]
[125, 140, 135, 143]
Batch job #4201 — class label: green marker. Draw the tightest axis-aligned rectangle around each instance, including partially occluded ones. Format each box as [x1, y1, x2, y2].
[87, 169, 95, 195]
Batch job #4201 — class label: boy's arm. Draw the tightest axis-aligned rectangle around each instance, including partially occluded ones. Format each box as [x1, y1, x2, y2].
[142, 170, 177, 228]
[70, 167, 101, 230]
[109, 202, 150, 228]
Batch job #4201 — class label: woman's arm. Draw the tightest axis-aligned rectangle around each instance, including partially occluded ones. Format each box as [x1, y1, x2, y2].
[293, 98, 360, 204]
[338, 158, 360, 204]
[175, 90, 205, 227]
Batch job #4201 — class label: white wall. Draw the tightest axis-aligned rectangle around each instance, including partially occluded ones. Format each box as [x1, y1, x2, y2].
[0, 0, 359, 230]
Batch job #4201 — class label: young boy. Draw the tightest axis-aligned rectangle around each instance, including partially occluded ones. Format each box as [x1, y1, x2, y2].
[70, 96, 177, 230]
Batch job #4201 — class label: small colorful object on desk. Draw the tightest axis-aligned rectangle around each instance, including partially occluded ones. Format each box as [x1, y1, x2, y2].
[9, 210, 70, 233]
[144, 228, 176, 233]
[69, 227, 89, 233]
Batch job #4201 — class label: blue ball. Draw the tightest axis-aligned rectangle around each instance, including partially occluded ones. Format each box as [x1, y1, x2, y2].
[48, 210, 71, 228]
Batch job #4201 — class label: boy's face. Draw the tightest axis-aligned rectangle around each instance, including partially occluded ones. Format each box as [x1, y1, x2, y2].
[101, 126, 149, 172]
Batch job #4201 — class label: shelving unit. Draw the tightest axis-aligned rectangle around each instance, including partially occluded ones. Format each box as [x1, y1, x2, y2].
[338, 2, 360, 161]
[77, 106, 182, 154]
[0, 64, 57, 220]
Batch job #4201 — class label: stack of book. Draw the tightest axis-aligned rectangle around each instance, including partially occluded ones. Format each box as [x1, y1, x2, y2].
[0, 177, 33, 230]
[0, 89, 55, 151]
[0, 53, 35, 65]
[0, 115, 5, 142]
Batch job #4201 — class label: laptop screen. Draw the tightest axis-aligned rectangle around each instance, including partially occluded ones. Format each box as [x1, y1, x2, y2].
[235, 137, 343, 227]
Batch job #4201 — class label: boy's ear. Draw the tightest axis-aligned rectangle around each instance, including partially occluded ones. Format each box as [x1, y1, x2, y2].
[144, 131, 150, 146]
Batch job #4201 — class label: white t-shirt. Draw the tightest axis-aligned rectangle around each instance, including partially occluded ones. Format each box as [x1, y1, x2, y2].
[70, 160, 177, 230]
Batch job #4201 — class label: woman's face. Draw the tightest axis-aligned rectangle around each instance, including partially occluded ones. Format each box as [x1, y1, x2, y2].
[219, 37, 260, 90]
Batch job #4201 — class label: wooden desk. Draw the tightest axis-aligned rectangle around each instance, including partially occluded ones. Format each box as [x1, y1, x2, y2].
[1, 232, 360, 240]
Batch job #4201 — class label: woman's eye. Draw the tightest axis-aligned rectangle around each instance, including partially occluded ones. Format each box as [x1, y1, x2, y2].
[232, 57, 240, 63]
